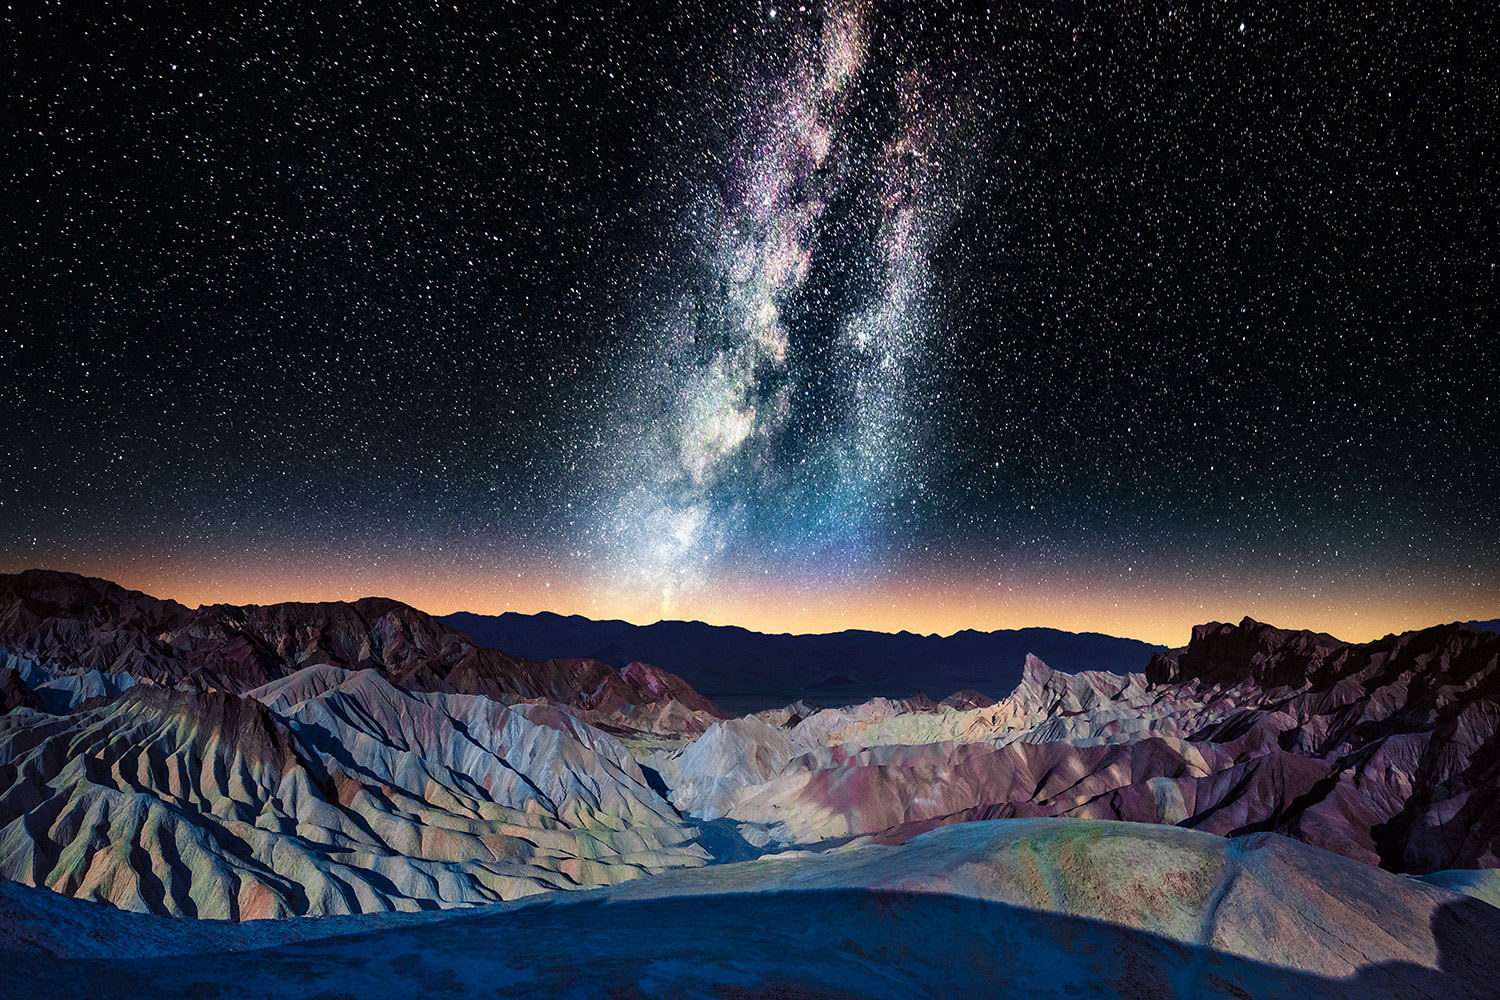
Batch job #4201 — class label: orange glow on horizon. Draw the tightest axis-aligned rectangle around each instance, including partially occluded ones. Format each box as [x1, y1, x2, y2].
[17, 552, 1495, 650]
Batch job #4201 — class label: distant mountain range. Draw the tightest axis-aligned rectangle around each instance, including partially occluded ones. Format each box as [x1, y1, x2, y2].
[439, 610, 1167, 712]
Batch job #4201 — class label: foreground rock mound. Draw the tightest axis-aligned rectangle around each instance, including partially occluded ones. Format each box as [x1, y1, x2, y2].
[0, 668, 706, 916]
[4, 820, 1497, 998]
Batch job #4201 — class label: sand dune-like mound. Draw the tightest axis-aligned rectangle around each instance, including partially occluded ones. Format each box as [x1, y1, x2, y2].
[4, 819, 1497, 998]
[0, 667, 708, 917]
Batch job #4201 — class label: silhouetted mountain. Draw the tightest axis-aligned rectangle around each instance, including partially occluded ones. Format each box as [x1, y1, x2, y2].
[439, 610, 1166, 712]
[1468, 619, 1500, 634]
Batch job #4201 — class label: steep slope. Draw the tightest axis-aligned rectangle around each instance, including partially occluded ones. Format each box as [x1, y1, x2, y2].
[6, 569, 1498, 931]
[1149, 618, 1500, 870]
[0, 667, 708, 917]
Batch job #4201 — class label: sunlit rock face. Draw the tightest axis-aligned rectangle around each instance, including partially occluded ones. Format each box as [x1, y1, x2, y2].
[658, 621, 1500, 872]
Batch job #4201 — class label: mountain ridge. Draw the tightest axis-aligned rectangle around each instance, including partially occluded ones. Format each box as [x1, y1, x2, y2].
[0, 568, 726, 737]
[441, 608, 1168, 712]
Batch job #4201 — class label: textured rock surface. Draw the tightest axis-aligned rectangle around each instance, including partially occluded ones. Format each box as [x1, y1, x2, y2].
[4, 820, 1498, 999]
[0, 569, 725, 737]
[659, 622, 1500, 871]
[3, 648, 137, 714]
[0, 667, 707, 916]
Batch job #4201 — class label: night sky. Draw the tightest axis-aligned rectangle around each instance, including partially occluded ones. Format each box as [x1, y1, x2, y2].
[5, 1, 1496, 645]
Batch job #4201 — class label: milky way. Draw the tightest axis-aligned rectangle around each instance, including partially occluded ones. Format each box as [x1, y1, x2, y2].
[589, 1, 980, 612]
[4, 1, 1496, 642]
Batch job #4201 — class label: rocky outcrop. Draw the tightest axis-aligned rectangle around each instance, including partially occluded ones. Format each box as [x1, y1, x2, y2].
[0, 570, 726, 736]
[655, 620, 1500, 872]
[1149, 618, 1500, 871]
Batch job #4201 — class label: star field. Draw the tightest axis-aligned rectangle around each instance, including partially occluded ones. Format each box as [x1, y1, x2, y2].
[4, 1, 1496, 644]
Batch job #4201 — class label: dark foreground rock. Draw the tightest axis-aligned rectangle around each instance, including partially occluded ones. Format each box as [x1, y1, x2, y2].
[3, 819, 1498, 999]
